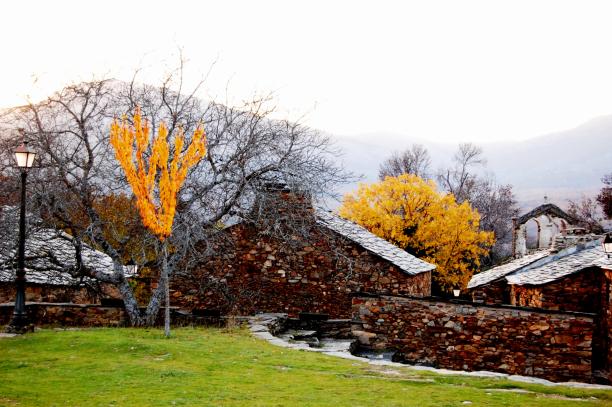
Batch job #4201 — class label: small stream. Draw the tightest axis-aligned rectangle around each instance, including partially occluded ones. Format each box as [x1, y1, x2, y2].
[276, 328, 394, 361]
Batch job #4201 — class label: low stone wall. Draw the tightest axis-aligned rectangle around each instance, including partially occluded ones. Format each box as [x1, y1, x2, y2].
[352, 295, 596, 383]
[0, 303, 245, 328]
[0, 282, 122, 305]
[0, 302, 126, 327]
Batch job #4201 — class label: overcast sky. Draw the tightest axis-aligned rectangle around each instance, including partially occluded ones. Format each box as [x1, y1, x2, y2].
[2, 0, 612, 143]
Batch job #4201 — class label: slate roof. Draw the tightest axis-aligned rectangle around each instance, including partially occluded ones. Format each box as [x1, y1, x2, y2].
[506, 244, 611, 286]
[468, 238, 610, 288]
[467, 250, 551, 289]
[315, 209, 436, 275]
[0, 228, 127, 286]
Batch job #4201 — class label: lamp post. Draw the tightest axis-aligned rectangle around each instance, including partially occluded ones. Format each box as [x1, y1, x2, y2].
[6, 132, 36, 333]
[603, 233, 612, 259]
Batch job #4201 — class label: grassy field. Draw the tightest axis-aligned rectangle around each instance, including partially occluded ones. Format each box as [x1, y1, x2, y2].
[0, 328, 610, 406]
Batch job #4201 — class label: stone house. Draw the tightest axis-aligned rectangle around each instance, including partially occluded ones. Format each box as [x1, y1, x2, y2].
[468, 233, 612, 381]
[468, 238, 609, 311]
[464, 202, 612, 381]
[172, 191, 435, 318]
[0, 227, 122, 304]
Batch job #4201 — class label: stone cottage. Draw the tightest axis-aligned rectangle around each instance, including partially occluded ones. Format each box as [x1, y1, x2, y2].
[468, 238, 608, 310]
[0, 227, 122, 304]
[468, 201, 612, 382]
[172, 189, 435, 318]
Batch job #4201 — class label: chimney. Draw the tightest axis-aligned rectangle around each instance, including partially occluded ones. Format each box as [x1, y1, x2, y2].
[252, 181, 315, 222]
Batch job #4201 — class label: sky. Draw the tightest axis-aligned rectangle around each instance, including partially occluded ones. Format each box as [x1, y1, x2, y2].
[2, 0, 612, 143]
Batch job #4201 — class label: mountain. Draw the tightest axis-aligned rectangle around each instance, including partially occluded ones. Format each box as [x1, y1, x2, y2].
[332, 115, 612, 209]
[483, 115, 612, 207]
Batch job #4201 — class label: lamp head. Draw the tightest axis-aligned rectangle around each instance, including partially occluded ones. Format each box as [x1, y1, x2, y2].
[13, 130, 36, 169]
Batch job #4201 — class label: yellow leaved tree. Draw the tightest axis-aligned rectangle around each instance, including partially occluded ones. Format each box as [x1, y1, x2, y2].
[339, 174, 493, 292]
[110, 107, 207, 336]
[110, 108, 207, 240]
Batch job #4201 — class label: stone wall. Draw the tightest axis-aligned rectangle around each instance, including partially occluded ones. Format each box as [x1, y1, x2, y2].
[0, 282, 121, 305]
[352, 295, 595, 383]
[0, 303, 126, 327]
[172, 223, 431, 318]
[470, 268, 604, 314]
[509, 268, 604, 313]
[470, 280, 509, 305]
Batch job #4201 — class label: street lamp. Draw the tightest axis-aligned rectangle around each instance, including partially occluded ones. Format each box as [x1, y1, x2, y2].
[603, 233, 612, 259]
[6, 131, 36, 333]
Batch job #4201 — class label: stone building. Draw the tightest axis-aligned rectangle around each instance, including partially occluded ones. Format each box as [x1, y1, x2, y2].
[470, 201, 608, 312]
[468, 239, 608, 310]
[0, 227, 122, 304]
[468, 233, 612, 381]
[172, 200, 435, 318]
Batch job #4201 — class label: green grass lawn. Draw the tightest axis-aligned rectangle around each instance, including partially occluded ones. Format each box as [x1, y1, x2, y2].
[0, 328, 610, 406]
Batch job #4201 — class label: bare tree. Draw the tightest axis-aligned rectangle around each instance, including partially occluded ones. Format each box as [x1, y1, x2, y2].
[567, 196, 604, 233]
[437, 143, 519, 264]
[437, 143, 485, 203]
[597, 173, 612, 219]
[0, 67, 352, 325]
[378, 144, 431, 180]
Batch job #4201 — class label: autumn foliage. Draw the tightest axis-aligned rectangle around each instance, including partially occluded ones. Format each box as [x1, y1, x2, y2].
[110, 108, 207, 240]
[339, 174, 494, 291]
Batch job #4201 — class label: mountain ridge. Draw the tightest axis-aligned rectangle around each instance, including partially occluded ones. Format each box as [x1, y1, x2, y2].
[333, 114, 612, 209]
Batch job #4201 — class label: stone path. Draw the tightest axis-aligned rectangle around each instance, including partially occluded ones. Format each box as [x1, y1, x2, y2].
[248, 313, 612, 391]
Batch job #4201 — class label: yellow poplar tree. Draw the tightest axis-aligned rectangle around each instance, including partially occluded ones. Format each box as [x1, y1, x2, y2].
[339, 174, 494, 292]
[110, 107, 207, 240]
[110, 107, 207, 336]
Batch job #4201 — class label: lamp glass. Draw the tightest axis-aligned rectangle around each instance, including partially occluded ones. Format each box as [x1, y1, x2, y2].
[26, 152, 36, 167]
[14, 146, 36, 168]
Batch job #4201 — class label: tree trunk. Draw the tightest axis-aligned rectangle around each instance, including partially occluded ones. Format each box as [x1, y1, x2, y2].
[116, 277, 145, 326]
[144, 282, 166, 326]
[162, 241, 171, 337]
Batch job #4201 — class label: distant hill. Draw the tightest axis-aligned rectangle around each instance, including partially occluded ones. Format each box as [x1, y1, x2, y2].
[333, 115, 612, 210]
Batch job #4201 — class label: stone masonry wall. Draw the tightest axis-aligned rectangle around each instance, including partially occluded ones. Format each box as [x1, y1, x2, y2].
[470, 280, 509, 305]
[0, 282, 121, 305]
[172, 223, 431, 318]
[352, 295, 595, 383]
[0, 303, 126, 327]
[509, 268, 604, 313]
